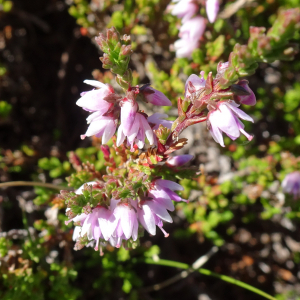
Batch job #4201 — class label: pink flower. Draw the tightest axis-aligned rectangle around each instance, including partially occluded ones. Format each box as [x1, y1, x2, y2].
[282, 171, 300, 199]
[154, 179, 187, 203]
[179, 16, 206, 40]
[80, 115, 117, 143]
[66, 182, 115, 251]
[138, 179, 186, 237]
[206, 0, 219, 23]
[141, 86, 172, 106]
[236, 81, 256, 106]
[185, 73, 206, 97]
[207, 101, 254, 147]
[174, 16, 206, 58]
[77, 80, 117, 143]
[80, 206, 114, 251]
[166, 154, 194, 167]
[76, 80, 114, 112]
[148, 113, 173, 130]
[169, 0, 198, 22]
[120, 99, 138, 136]
[109, 200, 139, 248]
[117, 112, 154, 149]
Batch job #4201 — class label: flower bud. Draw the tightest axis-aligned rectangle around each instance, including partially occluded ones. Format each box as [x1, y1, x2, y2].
[166, 154, 194, 167]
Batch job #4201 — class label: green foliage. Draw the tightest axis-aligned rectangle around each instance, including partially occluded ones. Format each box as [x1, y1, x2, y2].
[0, 0, 12, 12]
[0, 101, 12, 118]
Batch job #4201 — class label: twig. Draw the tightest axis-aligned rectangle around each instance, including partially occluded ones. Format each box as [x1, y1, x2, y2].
[0, 181, 73, 191]
[141, 246, 218, 292]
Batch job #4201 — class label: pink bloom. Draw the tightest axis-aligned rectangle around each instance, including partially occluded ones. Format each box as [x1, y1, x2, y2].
[76, 80, 114, 112]
[166, 154, 194, 167]
[141, 86, 172, 106]
[206, 0, 219, 23]
[138, 179, 186, 237]
[80, 206, 114, 251]
[174, 16, 206, 58]
[185, 73, 206, 97]
[77, 80, 117, 143]
[282, 171, 300, 199]
[109, 200, 139, 248]
[66, 182, 115, 251]
[236, 81, 256, 106]
[207, 101, 254, 147]
[174, 37, 199, 58]
[179, 16, 206, 41]
[117, 112, 154, 149]
[154, 179, 187, 203]
[169, 0, 198, 22]
[148, 113, 173, 130]
[120, 99, 138, 135]
[80, 115, 117, 143]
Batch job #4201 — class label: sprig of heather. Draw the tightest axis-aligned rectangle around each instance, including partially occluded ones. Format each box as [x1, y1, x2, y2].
[163, 8, 300, 149]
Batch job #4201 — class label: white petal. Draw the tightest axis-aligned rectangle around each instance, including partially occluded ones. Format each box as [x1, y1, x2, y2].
[84, 80, 107, 89]
[117, 124, 126, 147]
[140, 114, 154, 145]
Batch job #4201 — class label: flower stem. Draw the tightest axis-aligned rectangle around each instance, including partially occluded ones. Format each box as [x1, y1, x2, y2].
[145, 258, 276, 300]
[0, 181, 73, 191]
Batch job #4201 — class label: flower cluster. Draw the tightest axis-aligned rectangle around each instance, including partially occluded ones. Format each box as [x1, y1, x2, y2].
[168, 0, 220, 58]
[179, 64, 256, 147]
[64, 24, 274, 253]
[77, 80, 172, 150]
[63, 177, 187, 253]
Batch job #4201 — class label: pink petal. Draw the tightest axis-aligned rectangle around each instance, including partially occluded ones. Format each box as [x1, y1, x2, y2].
[144, 87, 172, 106]
[138, 205, 156, 235]
[155, 179, 184, 191]
[76, 89, 112, 112]
[147, 201, 173, 223]
[102, 119, 117, 144]
[120, 101, 137, 135]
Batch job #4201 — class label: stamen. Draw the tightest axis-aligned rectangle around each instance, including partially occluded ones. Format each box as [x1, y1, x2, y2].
[158, 226, 169, 238]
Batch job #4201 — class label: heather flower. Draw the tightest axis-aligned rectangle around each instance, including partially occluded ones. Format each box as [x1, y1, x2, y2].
[179, 16, 206, 41]
[166, 154, 194, 167]
[185, 73, 206, 97]
[76, 80, 114, 112]
[77, 80, 118, 143]
[117, 112, 154, 149]
[148, 113, 173, 130]
[236, 81, 256, 106]
[81, 115, 117, 143]
[66, 182, 115, 251]
[141, 86, 172, 106]
[168, 0, 198, 22]
[120, 99, 138, 135]
[138, 179, 186, 237]
[109, 199, 139, 248]
[207, 101, 254, 147]
[174, 16, 206, 58]
[282, 171, 300, 199]
[206, 0, 219, 23]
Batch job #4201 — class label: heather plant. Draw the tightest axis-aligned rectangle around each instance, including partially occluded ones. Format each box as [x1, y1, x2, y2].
[1, 1, 300, 300]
